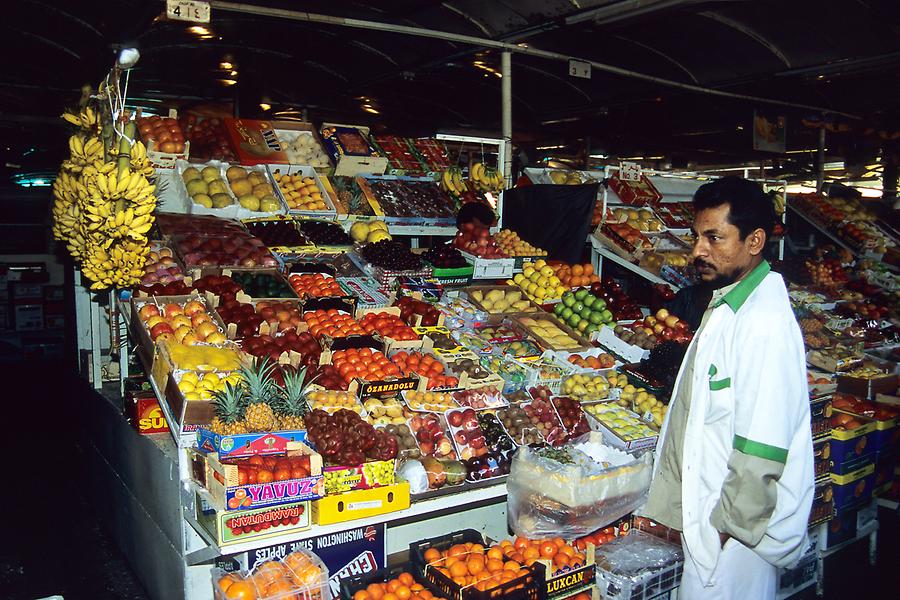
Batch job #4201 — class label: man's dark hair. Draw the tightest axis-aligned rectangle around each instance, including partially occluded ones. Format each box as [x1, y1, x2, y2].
[693, 176, 776, 240]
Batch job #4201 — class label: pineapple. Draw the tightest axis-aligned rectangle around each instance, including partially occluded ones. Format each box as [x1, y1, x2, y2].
[209, 382, 248, 435]
[276, 366, 313, 431]
[242, 357, 278, 433]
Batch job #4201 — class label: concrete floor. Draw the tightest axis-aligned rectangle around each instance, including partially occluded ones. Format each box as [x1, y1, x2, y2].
[1, 361, 897, 600]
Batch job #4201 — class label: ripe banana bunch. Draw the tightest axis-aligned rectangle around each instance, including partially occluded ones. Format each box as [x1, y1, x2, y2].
[53, 108, 159, 290]
[440, 167, 468, 195]
[469, 162, 504, 193]
[61, 106, 100, 132]
[62, 135, 105, 173]
[772, 192, 785, 215]
[80, 239, 151, 290]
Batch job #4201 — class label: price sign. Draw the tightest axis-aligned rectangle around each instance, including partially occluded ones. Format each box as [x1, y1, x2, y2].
[619, 161, 642, 182]
[166, 0, 210, 23]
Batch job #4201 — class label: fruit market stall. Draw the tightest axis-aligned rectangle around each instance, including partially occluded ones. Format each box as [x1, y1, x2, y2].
[57, 58, 898, 600]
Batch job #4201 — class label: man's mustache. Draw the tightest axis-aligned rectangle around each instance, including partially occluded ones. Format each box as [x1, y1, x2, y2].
[694, 258, 714, 270]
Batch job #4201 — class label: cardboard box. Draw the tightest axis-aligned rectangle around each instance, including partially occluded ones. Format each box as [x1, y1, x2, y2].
[594, 325, 651, 364]
[266, 164, 338, 218]
[511, 313, 593, 353]
[871, 418, 899, 453]
[824, 510, 857, 547]
[322, 460, 396, 495]
[830, 412, 877, 466]
[196, 428, 309, 459]
[129, 393, 169, 435]
[464, 285, 544, 324]
[776, 546, 817, 597]
[312, 482, 410, 525]
[320, 123, 388, 177]
[810, 396, 833, 440]
[203, 443, 324, 511]
[837, 372, 898, 400]
[14, 304, 43, 331]
[813, 437, 832, 480]
[458, 250, 515, 280]
[195, 494, 310, 547]
[830, 463, 875, 512]
[809, 478, 834, 527]
[44, 314, 65, 330]
[43, 285, 64, 302]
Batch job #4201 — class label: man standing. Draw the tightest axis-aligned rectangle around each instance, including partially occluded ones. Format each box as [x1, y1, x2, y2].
[642, 177, 814, 599]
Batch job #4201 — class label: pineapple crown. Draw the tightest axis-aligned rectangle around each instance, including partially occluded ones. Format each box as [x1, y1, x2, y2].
[278, 365, 317, 416]
[212, 381, 247, 423]
[241, 357, 278, 405]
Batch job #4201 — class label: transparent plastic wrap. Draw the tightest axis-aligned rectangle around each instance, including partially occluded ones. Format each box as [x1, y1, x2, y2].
[594, 530, 684, 600]
[507, 432, 652, 538]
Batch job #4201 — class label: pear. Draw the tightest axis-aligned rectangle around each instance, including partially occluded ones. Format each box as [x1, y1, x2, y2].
[207, 180, 227, 196]
[193, 193, 213, 208]
[201, 166, 220, 182]
[252, 183, 272, 198]
[229, 178, 253, 197]
[259, 195, 281, 212]
[226, 166, 249, 182]
[186, 178, 208, 196]
[248, 172, 267, 186]
[182, 167, 202, 183]
[211, 193, 232, 208]
[238, 195, 260, 211]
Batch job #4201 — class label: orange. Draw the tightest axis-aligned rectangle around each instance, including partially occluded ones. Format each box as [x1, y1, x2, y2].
[539, 541, 558, 558]
[398, 573, 414, 587]
[367, 583, 385, 599]
[522, 546, 540, 561]
[558, 545, 575, 558]
[508, 552, 525, 564]
[452, 576, 467, 587]
[395, 585, 412, 600]
[499, 540, 513, 549]
[500, 572, 518, 584]
[486, 558, 505, 573]
[449, 561, 469, 579]
[444, 556, 459, 568]
[354, 591, 370, 600]
[224, 581, 256, 600]
[551, 537, 566, 548]
[504, 561, 520, 572]
[386, 580, 402, 593]
[467, 557, 485, 575]
[447, 544, 469, 558]
[572, 553, 586, 565]
[418, 590, 433, 600]
[469, 543, 485, 555]
[486, 547, 505, 561]
[513, 536, 529, 550]
[423, 548, 441, 564]
[383, 594, 398, 600]
[553, 554, 569, 569]
[525, 558, 539, 567]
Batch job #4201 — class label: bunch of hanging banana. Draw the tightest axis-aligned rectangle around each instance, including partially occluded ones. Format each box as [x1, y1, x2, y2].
[439, 166, 468, 195]
[52, 106, 159, 290]
[469, 162, 504, 193]
[62, 106, 100, 132]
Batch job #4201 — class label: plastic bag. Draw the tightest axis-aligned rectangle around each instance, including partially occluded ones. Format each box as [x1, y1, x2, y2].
[507, 432, 652, 539]
[594, 530, 684, 600]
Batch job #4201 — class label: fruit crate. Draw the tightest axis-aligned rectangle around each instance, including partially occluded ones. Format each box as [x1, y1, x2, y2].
[313, 481, 411, 525]
[593, 530, 683, 600]
[810, 395, 834, 440]
[198, 497, 311, 547]
[266, 164, 338, 218]
[339, 565, 433, 600]
[411, 529, 542, 600]
[607, 172, 663, 206]
[211, 547, 329, 600]
[174, 159, 240, 218]
[457, 250, 516, 280]
[320, 123, 389, 177]
[429, 263, 475, 287]
[813, 437, 832, 480]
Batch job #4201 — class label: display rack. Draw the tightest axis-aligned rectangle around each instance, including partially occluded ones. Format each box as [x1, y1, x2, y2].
[785, 201, 857, 255]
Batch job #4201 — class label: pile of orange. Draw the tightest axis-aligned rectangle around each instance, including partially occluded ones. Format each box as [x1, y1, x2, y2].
[331, 347, 402, 385]
[359, 312, 420, 341]
[303, 309, 366, 339]
[391, 352, 459, 389]
[501, 536, 586, 575]
[216, 551, 325, 599]
[422, 542, 531, 592]
[573, 527, 616, 550]
[551, 263, 600, 289]
[567, 352, 616, 370]
[288, 273, 344, 298]
[351, 571, 446, 600]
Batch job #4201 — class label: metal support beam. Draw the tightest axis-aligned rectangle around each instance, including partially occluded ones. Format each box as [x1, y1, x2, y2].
[816, 129, 826, 193]
[501, 51, 512, 188]
[208, 1, 860, 119]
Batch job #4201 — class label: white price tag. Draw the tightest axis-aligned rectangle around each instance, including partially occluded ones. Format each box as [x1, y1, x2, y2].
[166, 0, 210, 23]
[619, 161, 642, 182]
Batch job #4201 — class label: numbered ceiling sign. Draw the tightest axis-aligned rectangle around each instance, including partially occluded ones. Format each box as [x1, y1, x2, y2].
[619, 161, 642, 182]
[166, 0, 210, 23]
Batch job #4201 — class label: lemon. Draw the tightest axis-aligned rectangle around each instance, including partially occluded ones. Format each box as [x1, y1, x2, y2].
[350, 222, 371, 242]
[366, 229, 392, 244]
[179, 381, 196, 393]
[181, 372, 200, 385]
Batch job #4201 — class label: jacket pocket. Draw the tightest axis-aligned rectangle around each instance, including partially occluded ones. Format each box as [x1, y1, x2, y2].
[705, 363, 733, 425]
[708, 363, 731, 391]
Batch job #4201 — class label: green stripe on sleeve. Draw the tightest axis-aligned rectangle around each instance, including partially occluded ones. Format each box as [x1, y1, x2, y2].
[709, 377, 731, 391]
[733, 435, 788, 464]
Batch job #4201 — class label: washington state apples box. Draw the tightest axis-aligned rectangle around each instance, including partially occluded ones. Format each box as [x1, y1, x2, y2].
[195, 493, 310, 547]
[830, 463, 875, 512]
[320, 459, 397, 496]
[312, 482, 410, 525]
[203, 443, 324, 511]
[197, 428, 309, 459]
[338, 276, 393, 310]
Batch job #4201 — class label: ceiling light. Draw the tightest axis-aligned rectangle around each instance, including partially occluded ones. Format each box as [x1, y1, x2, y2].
[220, 79, 237, 86]
[189, 26, 211, 36]
[220, 61, 233, 70]
[589, 154, 608, 159]
[540, 117, 580, 125]
[786, 148, 827, 154]
[259, 103, 271, 111]
[230, 70, 238, 77]
[537, 145, 565, 150]
[362, 106, 380, 114]
[824, 161, 845, 170]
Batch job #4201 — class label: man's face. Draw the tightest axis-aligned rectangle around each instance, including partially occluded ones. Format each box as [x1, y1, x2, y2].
[690, 203, 759, 288]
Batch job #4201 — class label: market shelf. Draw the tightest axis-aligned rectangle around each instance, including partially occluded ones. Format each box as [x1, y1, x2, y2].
[183, 480, 508, 559]
[590, 237, 679, 290]
[786, 202, 857, 255]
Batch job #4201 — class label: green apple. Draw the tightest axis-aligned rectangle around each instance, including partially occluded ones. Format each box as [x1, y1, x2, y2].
[574, 288, 590, 301]
[583, 295, 596, 308]
[573, 302, 585, 313]
[576, 320, 590, 333]
[585, 323, 601, 336]
[601, 309, 614, 322]
[561, 307, 574, 320]
[562, 293, 576, 308]
[589, 312, 604, 325]
[579, 306, 592, 320]
[554, 303, 566, 316]
[593, 298, 607, 311]
[568, 314, 582, 328]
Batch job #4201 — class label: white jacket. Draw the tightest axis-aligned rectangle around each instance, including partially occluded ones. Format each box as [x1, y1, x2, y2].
[655, 261, 814, 585]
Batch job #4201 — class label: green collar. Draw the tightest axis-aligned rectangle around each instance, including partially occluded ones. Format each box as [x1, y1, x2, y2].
[713, 260, 770, 313]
